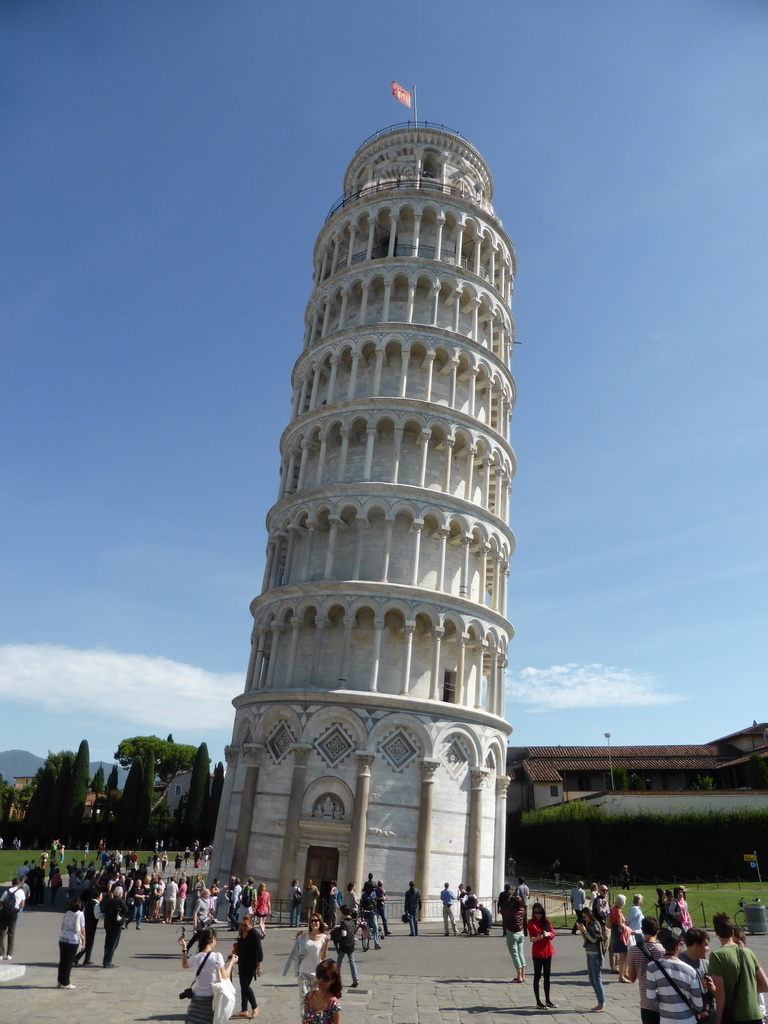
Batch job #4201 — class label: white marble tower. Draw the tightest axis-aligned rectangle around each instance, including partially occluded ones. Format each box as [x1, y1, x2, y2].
[213, 123, 516, 904]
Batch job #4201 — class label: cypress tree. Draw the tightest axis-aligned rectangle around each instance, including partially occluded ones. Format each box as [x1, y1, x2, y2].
[207, 761, 225, 839]
[24, 765, 55, 842]
[115, 755, 144, 846]
[65, 739, 90, 840]
[183, 743, 210, 844]
[91, 765, 105, 796]
[50, 753, 74, 838]
[106, 764, 119, 792]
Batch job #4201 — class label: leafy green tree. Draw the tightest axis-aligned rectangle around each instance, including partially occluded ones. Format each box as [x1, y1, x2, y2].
[115, 736, 196, 811]
[748, 753, 768, 790]
[613, 767, 629, 791]
[208, 761, 225, 838]
[106, 764, 119, 792]
[91, 765, 105, 796]
[630, 774, 646, 790]
[183, 743, 210, 843]
[65, 739, 90, 838]
[691, 775, 715, 790]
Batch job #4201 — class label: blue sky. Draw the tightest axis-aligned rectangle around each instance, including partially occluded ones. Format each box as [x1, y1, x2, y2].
[1, 0, 766, 772]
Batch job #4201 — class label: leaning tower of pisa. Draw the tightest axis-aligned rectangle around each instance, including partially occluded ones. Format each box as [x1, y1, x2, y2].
[212, 123, 516, 904]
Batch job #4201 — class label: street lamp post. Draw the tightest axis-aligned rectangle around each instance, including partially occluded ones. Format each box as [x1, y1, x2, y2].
[604, 732, 615, 791]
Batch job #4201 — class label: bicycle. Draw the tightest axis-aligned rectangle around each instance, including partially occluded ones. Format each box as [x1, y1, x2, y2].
[355, 913, 370, 952]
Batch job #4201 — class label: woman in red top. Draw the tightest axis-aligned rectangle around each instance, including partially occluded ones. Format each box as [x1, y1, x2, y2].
[527, 902, 556, 1009]
[254, 883, 271, 938]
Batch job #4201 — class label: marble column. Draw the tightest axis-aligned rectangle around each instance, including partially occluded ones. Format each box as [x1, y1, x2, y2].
[231, 743, 265, 880]
[466, 767, 489, 891]
[348, 752, 375, 890]
[493, 775, 510, 896]
[209, 744, 239, 883]
[276, 744, 313, 900]
[414, 759, 441, 900]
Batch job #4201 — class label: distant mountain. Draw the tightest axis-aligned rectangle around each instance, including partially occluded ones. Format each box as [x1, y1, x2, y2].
[0, 750, 44, 782]
[0, 750, 126, 788]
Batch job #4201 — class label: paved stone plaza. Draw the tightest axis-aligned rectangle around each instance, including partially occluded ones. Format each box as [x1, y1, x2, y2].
[6, 901, 767, 1024]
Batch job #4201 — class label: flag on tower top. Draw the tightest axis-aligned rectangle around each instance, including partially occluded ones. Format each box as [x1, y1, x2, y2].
[391, 81, 411, 108]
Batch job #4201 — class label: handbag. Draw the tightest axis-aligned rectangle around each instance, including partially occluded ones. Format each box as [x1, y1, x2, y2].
[401, 913, 409, 923]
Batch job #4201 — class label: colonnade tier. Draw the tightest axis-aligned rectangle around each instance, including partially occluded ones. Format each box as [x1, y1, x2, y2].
[243, 590, 510, 717]
[289, 330, 516, 439]
[277, 405, 514, 519]
[303, 265, 514, 362]
[312, 197, 515, 308]
[262, 494, 513, 611]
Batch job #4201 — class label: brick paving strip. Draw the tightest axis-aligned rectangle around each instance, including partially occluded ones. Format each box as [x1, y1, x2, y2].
[3, 897, 768, 1023]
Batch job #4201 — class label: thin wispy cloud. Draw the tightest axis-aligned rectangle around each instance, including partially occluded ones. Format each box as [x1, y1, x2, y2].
[506, 663, 687, 712]
[0, 644, 242, 730]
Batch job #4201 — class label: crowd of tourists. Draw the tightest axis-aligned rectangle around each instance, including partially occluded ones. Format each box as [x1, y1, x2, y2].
[496, 874, 768, 1020]
[4, 851, 768, 1024]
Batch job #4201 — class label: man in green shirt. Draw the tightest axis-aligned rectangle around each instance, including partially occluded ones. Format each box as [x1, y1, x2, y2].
[708, 913, 768, 1024]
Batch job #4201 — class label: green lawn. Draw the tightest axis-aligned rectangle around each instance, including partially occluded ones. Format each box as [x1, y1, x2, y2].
[539, 881, 768, 931]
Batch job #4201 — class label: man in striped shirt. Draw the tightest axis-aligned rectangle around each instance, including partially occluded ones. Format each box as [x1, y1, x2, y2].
[627, 916, 665, 1024]
[646, 928, 704, 1024]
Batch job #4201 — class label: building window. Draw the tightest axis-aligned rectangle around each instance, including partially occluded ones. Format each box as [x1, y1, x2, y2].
[175, 785, 182, 796]
[549, 785, 559, 797]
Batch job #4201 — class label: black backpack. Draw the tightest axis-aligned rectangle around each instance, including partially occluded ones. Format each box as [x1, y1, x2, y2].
[331, 919, 355, 953]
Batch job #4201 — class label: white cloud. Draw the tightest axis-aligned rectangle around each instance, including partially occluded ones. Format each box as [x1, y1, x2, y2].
[0, 644, 242, 730]
[506, 663, 687, 711]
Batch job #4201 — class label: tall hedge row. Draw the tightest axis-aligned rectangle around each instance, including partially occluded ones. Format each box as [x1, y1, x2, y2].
[514, 802, 768, 879]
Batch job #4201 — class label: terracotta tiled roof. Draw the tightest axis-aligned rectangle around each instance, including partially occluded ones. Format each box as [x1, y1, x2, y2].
[524, 762, 563, 783]
[508, 744, 728, 775]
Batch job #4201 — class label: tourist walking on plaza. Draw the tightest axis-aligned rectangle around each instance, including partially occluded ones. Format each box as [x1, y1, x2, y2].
[57, 896, 85, 990]
[0, 875, 25, 961]
[626, 893, 645, 938]
[284, 911, 330, 1003]
[332, 904, 359, 988]
[374, 879, 390, 937]
[302, 958, 342, 1024]
[231, 913, 263, 1019]
[645, 928, 704, 1023]
[501, 889, 527, 984]
[179, 927, 237, 1024]
[74, 889, 102, 965]
[102, 885, 129, 968]
[302, 878, 320, 923]
[678, 928, 716, 1024]
[626, 915, 664, 1024]
[254, 882, 270, 938]
[571, 880, 586, 934]
[289, 879, 302, 928]
[576, 906, 605, 1012]
[609, 893, 630, 981]
[404, 880, 422, 936]
[527, 902, 557, 1010]
[462, 885, 478, 936]
[440, 882, 458, 936]
[709, 912, 768, 1024]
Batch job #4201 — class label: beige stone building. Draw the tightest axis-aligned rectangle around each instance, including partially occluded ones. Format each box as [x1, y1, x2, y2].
[212, 123, 517, 904]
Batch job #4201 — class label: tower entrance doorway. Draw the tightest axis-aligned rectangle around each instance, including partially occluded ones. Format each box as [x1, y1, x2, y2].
[304, 845, 339, 920]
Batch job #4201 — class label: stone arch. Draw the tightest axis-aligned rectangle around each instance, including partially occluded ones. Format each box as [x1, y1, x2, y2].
[435, 722, 483, 770]
[303, 777, 355, 821]
[368, 713, 431, 769]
